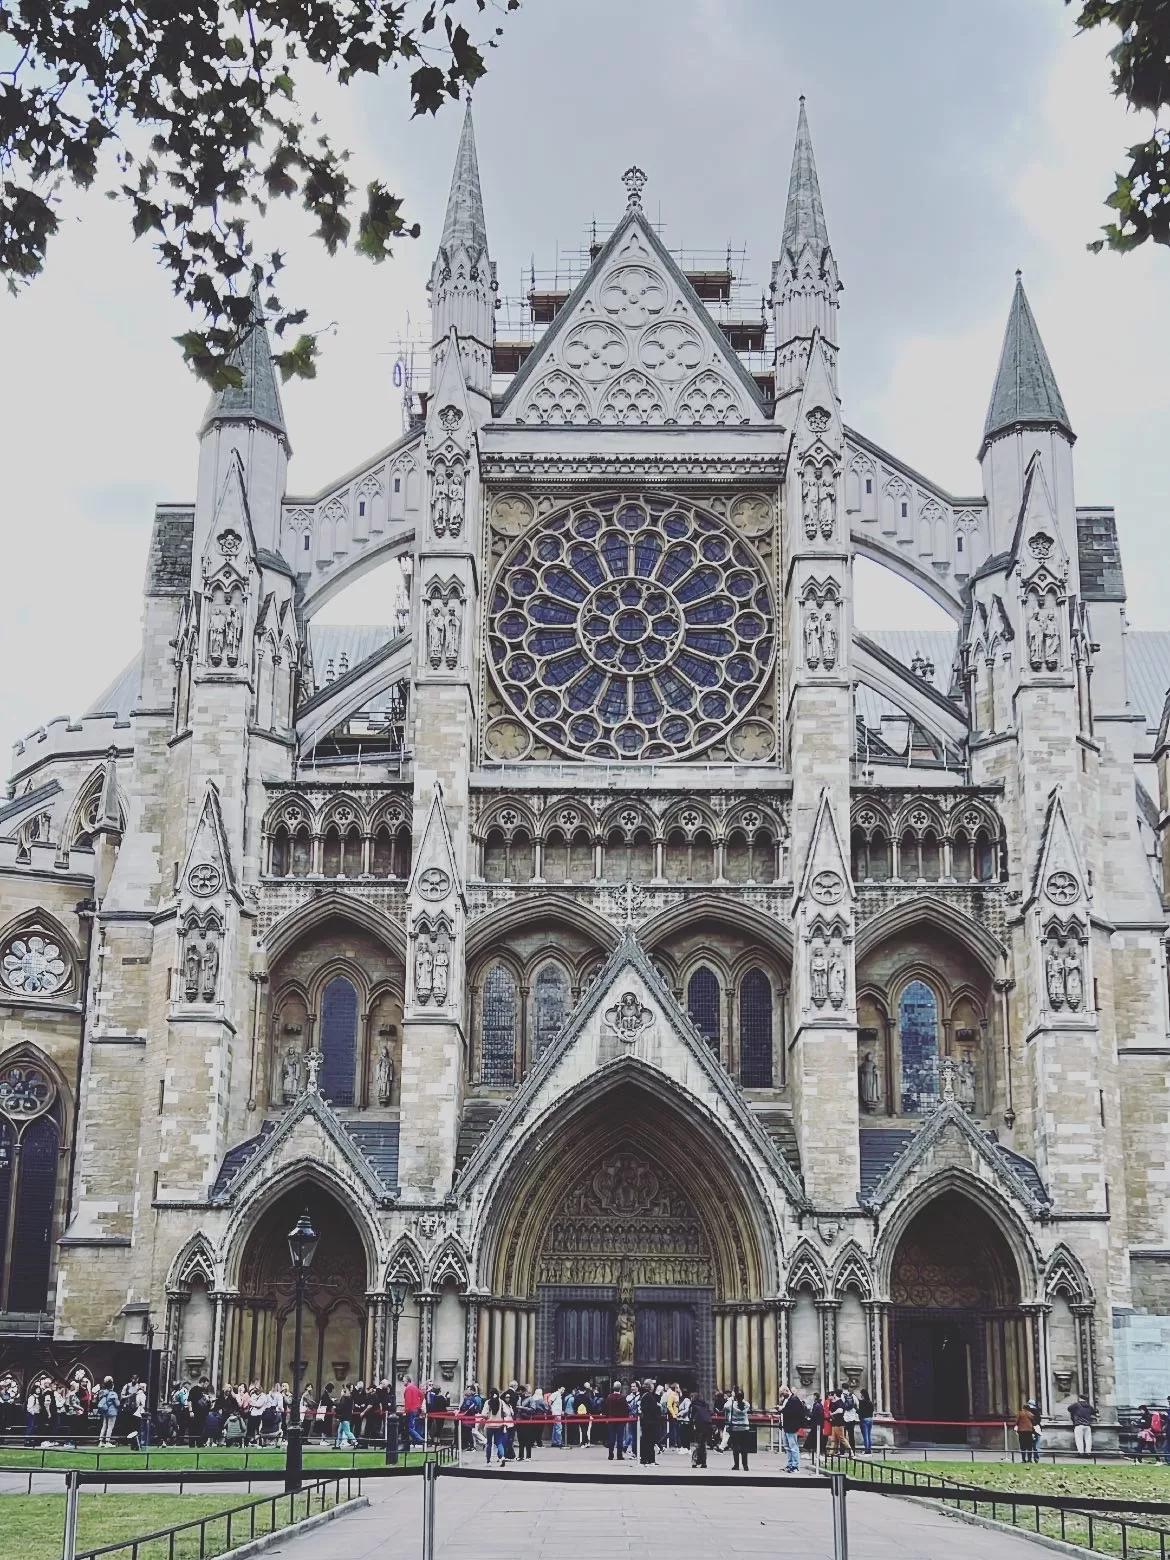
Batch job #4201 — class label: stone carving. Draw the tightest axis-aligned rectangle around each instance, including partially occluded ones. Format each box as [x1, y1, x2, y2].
[600, 264, 667, 327]
[224, 604, 243, 667]
[183, 940, 202, 1002]
[208, 606, 226, 665]
[304, 1048, 323, 1093]
[818, 468, 836, 540]
[418, 867, 451, 901]
[1046, 871, 1079, 905]
[425, 598, 445, 669]
[376, 1044, 395, 1106]
[1064, 949, 1084, 1011]
[804, 604, 822, 667]
[1045, 934, 1084, 1012]
[516, 370, 590, 426]
[801, 462, 837, 542]
[443, 598, 462, 669]
[598, 369, 667, 426]
[415, 941, 434, 1002]
[621, 165, 648, 207]
[563, 320, 628, 382]
[431, 455, 466, 539]
[827, 946, 847, 1009]
[957, 1056, 977, 1112]
[187, 862, 222, 898]
[217, 528, 242, 557]
[201, 936, 220, 1002]
[811, 870, 844, 905]
[432, 945, 450, 1006]
[616, 1302, 636, 1366]
[0, 1063, 53, 1119]
[417, 1211, 440, 1239]
[806, 406, 831, 436]
[1, 934, 68, 996]
[675, 368, 745, 427]
[1028, 599, 1062, 671]
[821, 607, 838, 670]
[1029, 531, 1055, 561]
[639, 320, 702, 382]
[858, 1050, 880, 1113]
[282, 1045, 301, 1103]
[604, 991, 653, 1043]
[437, 404, 463, 435]
[809, 941, 829, 1006]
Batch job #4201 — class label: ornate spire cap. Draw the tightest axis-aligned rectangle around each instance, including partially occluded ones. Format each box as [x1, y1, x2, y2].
[982, 274, 1072, 447]
[439, 100, 488, 260]
[201, 281, 288, 444]
[781, 97, 833, 267]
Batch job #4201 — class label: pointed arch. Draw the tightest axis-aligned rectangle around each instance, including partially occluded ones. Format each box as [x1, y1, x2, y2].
[224, 1160, 382, 1290]
[831, 1241, 874, 1301]
[167, 1231, 219, 1293]
[386, 1233, 426, 1288]
[465, 893, 619, 962]
[786, 1239, 829, 1298]
[265, 891, 407, 965]
[854, 894, 1004, 977]
[0, 906, 83, 979]
[1044, 1243, 1094, 1305]
[640, 894, 795, 965]
[429, 1236, 471, 1291]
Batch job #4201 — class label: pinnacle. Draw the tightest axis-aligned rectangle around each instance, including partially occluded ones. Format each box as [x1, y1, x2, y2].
[782, 97, 831, 260]
[983, 274, 1072, 444]
[203, 282, 287, 441]
[440, 99, 488, 258]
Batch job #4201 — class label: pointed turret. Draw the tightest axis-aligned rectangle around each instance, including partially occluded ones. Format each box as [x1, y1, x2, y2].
[430, 101, 494, 405]
[201, 283, 288, 447]
[982, 274, 1072, 452]
[772, 98, 841, 417]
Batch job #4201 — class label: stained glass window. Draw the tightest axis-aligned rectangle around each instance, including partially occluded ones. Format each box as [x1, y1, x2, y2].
[740, 969, 773, 1088]
[687, 967, 720, 1051]
[320, 976, 358, 1106]
[899, 979, 939, 1114]
[488, 495, 774, 759]
[8, 1115, 58, 1312]
[533, 963, 570, 1061]
[482, 965, 517, 1087]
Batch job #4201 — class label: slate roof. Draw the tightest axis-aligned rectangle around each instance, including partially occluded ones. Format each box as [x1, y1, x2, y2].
[782, 98, 832, 260]
[210, 1122, 277, 1197]
[983, 276, 1072, 444]
[0, 779, 61, 830]
[858, 1124, 1048, 1205]
[202, 286, 287, 441]
[1077, 509, 1126, 602]
[209, 1116, 399, 1199]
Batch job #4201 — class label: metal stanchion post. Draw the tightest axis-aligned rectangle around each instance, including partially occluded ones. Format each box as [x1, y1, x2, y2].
[422, 1459, 437, 1560]
[830, 1472, 849, 1560]
[62, 1469, 80, 1560]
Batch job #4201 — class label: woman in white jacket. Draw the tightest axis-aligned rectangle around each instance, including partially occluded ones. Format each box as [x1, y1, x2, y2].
[476, 1389, 514, 1465]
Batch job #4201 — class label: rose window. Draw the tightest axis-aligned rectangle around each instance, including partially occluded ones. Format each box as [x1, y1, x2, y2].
[1, 935, 68, 996]
[488, 494, 775, 759]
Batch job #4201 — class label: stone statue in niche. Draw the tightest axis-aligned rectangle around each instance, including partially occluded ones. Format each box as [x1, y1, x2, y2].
[957, 1055, 977, 1112]
[184, 940, 202, 1002]
[208, 606, 227, 665]
[804, 606, 822, 669]
[1045, 942, 1066, 1010]
[282, 1044, 301, 1103]
[415, 940, 434, 1003]
[809, 941, 828, 1007]
[224, 603, 243, 667]
[801, 466, 818, 541]
[616, 1302, 635, 1366]
[432, 944, 450, 1006]
[425, 598, 446, 669]
[376, 1044, 395, 1106]
[447, 461, 466, 538]
[1041, 606, 1061, 671]
[201, 936, 220, 1002]
[1063, 947, 1083, 1010]
[443, 599, 462, 670]
[431, 464, 450, 538]
[858, 1050, 880, 1112]
[817, 466, 836, 540]
[827, 945, 846, 1009]
[821, 607, 838, 670]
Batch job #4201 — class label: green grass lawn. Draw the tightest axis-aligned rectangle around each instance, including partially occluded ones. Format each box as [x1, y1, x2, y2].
[1, 1488, 358, 1560]
[0, 1444, 413, 1471]
[872, 1458, 1170, 1557]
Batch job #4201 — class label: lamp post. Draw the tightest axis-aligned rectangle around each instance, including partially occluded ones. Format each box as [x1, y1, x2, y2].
[284, 1209, 318, 1494]
[385, 1278, 409, 1465]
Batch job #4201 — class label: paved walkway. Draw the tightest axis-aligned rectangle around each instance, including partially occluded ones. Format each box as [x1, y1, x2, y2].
[252, 1465, 1052, 1560]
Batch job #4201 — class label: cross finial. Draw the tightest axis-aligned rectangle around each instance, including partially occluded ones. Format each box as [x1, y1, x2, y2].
[621, 166, 647, 208]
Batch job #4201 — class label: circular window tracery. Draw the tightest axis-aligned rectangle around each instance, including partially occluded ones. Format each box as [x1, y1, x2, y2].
[1, 934, 68, 996]
[489, 494, 775, 760]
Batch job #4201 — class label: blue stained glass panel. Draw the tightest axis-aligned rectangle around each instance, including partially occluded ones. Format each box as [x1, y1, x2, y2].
[567, 669, 605, 710]
[569, 544, 606, 585]
[740, 969, 773, 1087]
[685, 630, 735, 657]
[687, 967, 720, 1050]
[685, 599, 735, 625]
[899, 980, 939, 1114]
[634, 533, 663, 577]
[601, 532, 629, 577]
[546, 653, 585, 686]
[658, 545, 695, 586]
[320, 976, 358, 1107]
[544, 568, 588, 603]
[677, 567, 720, 603]
[632, 679, 662, 719]
[528, 598, 577, 626]
[529, 630, 577, 656]
[599, 680, 628, 721]
[663, 512, 690, 538]
[676, 653, 720, 687]
[8, 1115, 58, 1313]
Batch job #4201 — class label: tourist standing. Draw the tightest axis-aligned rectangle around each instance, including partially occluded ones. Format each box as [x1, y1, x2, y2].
[1016, 1400, 1037, 1462]
[477, 1389, 512, 1466]
[780, 1386, 806, 1473]
[402, 1377, 425, 1445]
[858, 1387, 874, 1454]
[604, 1381, 628, 1460]
[1070, 1395, 1097, 1455]
[639, 1379, 660, 1465]
[548, 1385, 564, 1448]
[728, 1387, 753, 1471]
[97, 1377, 119, 1446]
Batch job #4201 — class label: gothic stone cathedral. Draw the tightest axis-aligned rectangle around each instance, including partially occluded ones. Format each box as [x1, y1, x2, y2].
[3, 101, 1170, 1446]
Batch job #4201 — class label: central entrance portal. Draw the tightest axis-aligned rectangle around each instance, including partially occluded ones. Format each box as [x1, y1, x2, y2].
[536, 1146, 715, 1390]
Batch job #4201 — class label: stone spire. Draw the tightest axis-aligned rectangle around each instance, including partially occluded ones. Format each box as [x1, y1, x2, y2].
[772, 98, 841, 416]
[440, 100, 488, 259]
[430, 100, 494, 405]
[782, 97, 832, 263]
[201, 282, 288, 446]
[982, 274, 1072, 449]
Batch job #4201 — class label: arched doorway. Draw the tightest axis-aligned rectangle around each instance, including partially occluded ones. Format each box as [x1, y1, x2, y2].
[478, 1077, 777, 1403]
[888, 1191, 1026, 1441]
[228, 1186, 370, 1392]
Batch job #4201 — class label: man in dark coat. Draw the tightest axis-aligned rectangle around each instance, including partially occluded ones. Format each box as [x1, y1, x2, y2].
[690, 1395, 713, 1468]
[604, 1381, 629, 1460]
[639, 1379, 660, 1465]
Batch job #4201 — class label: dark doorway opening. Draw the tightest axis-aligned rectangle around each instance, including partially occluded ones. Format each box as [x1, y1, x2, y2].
[896, 1316, 971, 1441]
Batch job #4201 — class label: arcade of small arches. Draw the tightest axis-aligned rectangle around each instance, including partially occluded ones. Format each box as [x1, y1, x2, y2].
[477, 797, 788, 887]
[851, 796, 1004, 885]
[262, 794, 413, 880]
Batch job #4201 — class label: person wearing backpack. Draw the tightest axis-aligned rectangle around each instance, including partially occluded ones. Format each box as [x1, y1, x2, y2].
[97, 1377, 120, 1446]
[841, 1388, 860, 1452]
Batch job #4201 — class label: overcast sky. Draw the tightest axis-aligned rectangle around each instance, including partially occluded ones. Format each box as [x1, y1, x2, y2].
[2, 0, 1167, 770]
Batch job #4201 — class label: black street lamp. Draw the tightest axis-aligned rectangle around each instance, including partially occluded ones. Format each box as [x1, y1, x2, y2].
[284, 1209, 318, 1493]
[385, 1278, 409, 1465]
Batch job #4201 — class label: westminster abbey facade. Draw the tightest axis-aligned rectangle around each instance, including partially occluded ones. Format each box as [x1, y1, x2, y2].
[3, 100, 1170, 1445]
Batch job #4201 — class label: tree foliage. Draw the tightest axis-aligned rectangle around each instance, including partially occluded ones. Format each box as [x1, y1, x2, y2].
[0, 2, 517, 388]
[1071, 0, 1170, 251]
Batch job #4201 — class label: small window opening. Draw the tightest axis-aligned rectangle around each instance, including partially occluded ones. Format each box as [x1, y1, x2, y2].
[303, 533, 311, 551]
[900, 501, 908, 518]
[865, 478, 873, 495]
[394, 477, 401, 494]
[358, 499, 366, 517]
[956, 535, 963, 553]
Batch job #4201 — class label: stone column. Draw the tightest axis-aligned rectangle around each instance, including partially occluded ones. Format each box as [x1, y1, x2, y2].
[864, 1301, 891, 1413]
[210, 1292, 228, 1391]
[416, 1291, 436, 1383]
[368, 1295, 385, 1381]
[464, 1297, 480, 1389]
[775, 1300, 795, 1393]
[815, 1299, 841, 1392]
[1072, 1303, 1097, 1405]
